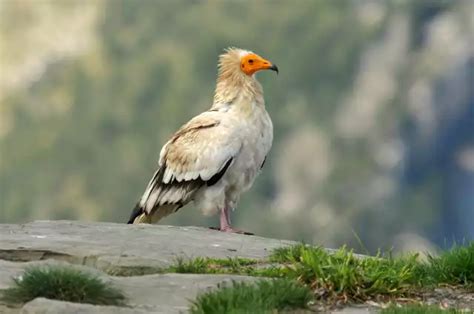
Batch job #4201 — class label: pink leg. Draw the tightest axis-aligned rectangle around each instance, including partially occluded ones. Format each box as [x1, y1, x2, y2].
[219, 207, 253, 235]
[219, 206, 233, 231]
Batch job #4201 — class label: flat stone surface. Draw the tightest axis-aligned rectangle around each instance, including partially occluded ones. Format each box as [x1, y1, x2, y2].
[0, 221, 295, 271]
[1, 221, 470, 313]
[19, 298, 152, 314]
[0, 220, 290, 313]
[110, 273, 257, 312]
[0, 259, 257, 313]
[14, 273, 257, 314]
[0, 221, 376, 314]
[332, 307, 374, 313]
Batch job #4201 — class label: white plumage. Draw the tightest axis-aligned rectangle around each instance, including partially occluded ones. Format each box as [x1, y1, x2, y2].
[128, 48, 277, 233]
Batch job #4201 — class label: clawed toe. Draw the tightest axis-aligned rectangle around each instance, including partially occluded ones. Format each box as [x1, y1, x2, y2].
[220, 227, 254, 235]
[208, 226, 253, 235]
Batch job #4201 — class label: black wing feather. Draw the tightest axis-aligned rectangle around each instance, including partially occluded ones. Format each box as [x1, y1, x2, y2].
[127, 157, 233, 223]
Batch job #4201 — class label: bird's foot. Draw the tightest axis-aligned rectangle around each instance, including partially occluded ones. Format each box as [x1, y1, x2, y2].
[208, 226, 253, 235]
[219, 226, 254, 235]
[214, 206, 254, 235]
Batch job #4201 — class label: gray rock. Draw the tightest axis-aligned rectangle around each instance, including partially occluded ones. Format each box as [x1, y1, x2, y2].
[0, 221, 287, 313]
[331, 307, 375, 313]
[16, 273, 257, 314]
[0, 305, 20, 314]
[0, 220, 372, 314]
[0, 260, 257, 313]
[0, 221, 295, 271]
[19, 298, 151, 314]
[110, 273, 257, 312]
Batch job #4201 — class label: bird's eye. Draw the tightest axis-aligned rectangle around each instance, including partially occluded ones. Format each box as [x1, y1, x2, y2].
[248, 59, 254, 64]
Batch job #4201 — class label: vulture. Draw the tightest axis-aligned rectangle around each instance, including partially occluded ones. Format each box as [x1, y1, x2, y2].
[128, 47, 278, 233]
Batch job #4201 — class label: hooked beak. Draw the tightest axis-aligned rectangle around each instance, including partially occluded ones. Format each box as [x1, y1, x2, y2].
[269, 64, 279, 74]
[243, 54, 279, 76]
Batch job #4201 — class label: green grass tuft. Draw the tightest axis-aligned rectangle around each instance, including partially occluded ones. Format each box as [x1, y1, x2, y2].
[422, 243, 474, 285]
[271, 245, 422, 301]
[166, 256, 286, 278]
[381, 304, 464, 314]
[104, 266, 165, 276]
[268, 243, 474, 302]
[168, 256, 257, 274]
[176, 243, 474, 310]
[168, 257, 212, 274]
[1, 266, 126, 306]
[270, 243, 308, 263]
[190, 279, 312, 314]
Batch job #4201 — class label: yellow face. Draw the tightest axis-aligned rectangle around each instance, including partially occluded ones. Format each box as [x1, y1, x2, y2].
[240, 53, 278, 76]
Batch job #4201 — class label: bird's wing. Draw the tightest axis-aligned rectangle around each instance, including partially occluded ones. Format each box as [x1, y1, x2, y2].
[139, 111, 241, 215]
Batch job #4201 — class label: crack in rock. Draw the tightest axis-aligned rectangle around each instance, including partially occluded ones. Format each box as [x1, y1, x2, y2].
[0, 249, 82, 264]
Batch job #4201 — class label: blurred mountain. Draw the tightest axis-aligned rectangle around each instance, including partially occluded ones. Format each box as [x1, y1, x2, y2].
[0, 0, 472, 252]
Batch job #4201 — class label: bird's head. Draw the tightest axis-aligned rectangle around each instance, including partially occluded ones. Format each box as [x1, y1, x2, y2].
[214, 47, 277, 104]
[218, 47, 278, 77]
[239, 51, 278, 76]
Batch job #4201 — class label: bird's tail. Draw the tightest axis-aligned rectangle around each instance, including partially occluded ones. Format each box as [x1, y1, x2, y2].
[127, 202, 179, 224]
[127, 202, 151, 224]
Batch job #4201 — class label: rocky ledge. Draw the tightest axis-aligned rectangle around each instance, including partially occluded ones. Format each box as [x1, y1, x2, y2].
[0, 220, 310, 314]
[1, 221, 472, 313]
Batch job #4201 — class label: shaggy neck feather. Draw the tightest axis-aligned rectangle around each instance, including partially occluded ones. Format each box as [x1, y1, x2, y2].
[212, 50, 264, 110]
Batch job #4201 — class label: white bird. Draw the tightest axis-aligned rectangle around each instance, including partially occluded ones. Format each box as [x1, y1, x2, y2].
[128, 47, 278, 233]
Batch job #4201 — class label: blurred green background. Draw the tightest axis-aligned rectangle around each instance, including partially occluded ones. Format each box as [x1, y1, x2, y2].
[1, 0, 473, 253]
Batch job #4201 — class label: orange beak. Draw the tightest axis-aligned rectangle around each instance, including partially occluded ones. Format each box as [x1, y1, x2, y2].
[241, 54, 279, 75]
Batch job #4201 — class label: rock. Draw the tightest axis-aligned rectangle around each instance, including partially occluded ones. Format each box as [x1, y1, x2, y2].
[0, 221, 295, 272]
[331, 307, 375, 313]
[0, 259, 257, 313]
[110, 273, 258, 311]
[0, 221, 289, 313]
[0, 220, 373, 313]
[16, 272, 257, 314]
[19, 298, 150, 314]
[1, 221, 471, 313]
[0, 305, 20, 314]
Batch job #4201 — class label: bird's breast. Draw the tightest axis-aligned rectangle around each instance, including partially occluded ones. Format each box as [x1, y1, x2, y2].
[225, 106, 273, 192]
